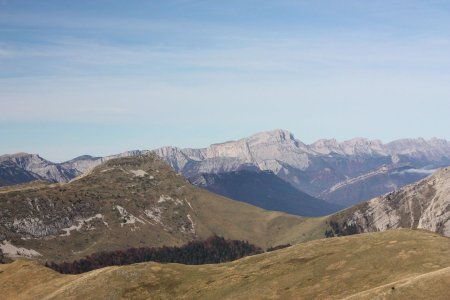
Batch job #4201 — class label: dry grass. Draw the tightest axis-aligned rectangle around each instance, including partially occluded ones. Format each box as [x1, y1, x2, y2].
[1, 229, 450, 299]
[0, 154, 326, 262]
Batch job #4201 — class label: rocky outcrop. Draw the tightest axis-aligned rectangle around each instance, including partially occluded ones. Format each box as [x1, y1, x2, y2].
[327, 167, 450, 237]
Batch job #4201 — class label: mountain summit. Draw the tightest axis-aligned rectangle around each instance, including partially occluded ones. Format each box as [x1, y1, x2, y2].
[2, 129, 450, 207]
[155, 130, 450, 206]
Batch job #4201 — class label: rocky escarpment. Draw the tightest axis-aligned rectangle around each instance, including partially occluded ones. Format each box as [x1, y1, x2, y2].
[326, 167, 450, 237]
[3, 129, 450, 207]
[154, 130, 450, 206]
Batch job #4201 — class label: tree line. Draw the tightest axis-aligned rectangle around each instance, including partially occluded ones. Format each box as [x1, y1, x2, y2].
[266, 243, 291, 252]
[46, 236, 263, 274]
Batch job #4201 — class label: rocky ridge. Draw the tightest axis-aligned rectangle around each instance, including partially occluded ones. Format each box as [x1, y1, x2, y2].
[154, 130, 450, 205]
[2, 129, 450, 206]
[327, 167, 450, 237]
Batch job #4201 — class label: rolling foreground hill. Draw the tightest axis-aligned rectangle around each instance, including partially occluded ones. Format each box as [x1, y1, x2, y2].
[0, 154, 325, 262]
[190, 170, 343, 217]
[327, 166, 450, 237]
[1, 230, 450, 299]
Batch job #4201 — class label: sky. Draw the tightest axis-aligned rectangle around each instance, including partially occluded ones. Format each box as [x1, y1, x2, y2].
[1, 0, 450, 162]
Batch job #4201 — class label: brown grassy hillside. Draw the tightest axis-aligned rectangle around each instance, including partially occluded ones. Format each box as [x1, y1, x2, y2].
[0, 154, 325, 262]
[1, 229, 450, 299]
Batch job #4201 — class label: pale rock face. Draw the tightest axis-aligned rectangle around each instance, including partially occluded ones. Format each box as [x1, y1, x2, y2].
[3, 129, 450, 207]
[0, 240, 41, 258]
[158, 129, 313, 175]
[333, 167, 450, 237]
[310, 138, 386, 156]
[352, 197, 401, 232]
[129, 169, 148, 177]
[114, 205, 145, 227]
[61, 156, 102, 174]
[153, 147, 196, 172]
[157, 130, 450, 171]
[0, 153, 77, 183]
[154, 130, 450, 206]
[386, 138, 450, 160]
[416, 169, 450, 235]
[60, 214, 107, 236]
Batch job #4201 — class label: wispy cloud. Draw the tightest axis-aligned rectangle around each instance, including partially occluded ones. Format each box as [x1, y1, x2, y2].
[393, 168, 439, 175]
[2, 0, 450, 160]
[2, 33, 450, 79]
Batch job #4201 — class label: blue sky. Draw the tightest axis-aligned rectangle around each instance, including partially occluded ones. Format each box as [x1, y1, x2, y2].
[1, 0, 450, 161]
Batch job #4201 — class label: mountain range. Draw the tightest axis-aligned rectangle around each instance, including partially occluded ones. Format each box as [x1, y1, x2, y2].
[3, 150, 450, 298]
[2, 129, 450, 212]
[155, 129, 450, 206]
[3, 152, 450, 263]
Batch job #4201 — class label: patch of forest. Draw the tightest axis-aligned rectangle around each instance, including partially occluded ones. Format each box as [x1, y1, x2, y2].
[46, 236, 263, 274]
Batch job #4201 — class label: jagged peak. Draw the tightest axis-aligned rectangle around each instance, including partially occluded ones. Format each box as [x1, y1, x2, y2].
[0, 153, 46, 164]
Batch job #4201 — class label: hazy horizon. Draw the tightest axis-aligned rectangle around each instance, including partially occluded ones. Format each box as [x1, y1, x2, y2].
[2, 1, 450, 161]
[2, 128, 450, 163]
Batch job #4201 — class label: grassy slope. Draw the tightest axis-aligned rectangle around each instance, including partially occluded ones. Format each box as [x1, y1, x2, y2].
[0, 155, 326, 262]
[1, 229, 450, 299]
[346, 266, 450, 299]
[189, 187, 328, 248]
[192, 170, 342, 217]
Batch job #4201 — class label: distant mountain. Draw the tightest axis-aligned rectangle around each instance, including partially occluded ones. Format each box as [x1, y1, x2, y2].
[155, 130, 450, 206]
[0, 151, 150, 187]
[2, 129, 450, 207]
[190, 170, 343, 217]
[326, 166, 450, 237]
[0, 159, 44, 186]
[60, 150, 148, 174]
[0, 154, 323, 262]
[0, 153, 78, 186]
[318, 164, 429, 207]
